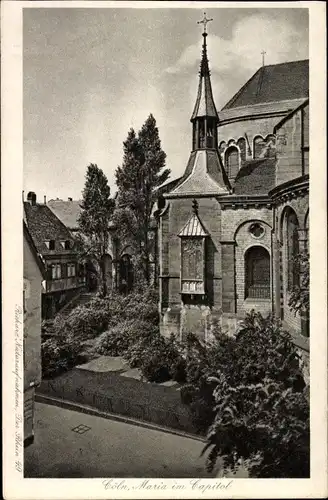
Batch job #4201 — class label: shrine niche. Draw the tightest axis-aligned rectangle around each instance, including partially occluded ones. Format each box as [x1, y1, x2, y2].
[178, 200, 208, 296]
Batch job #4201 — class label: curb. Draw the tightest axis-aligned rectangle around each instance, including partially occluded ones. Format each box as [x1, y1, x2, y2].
[36, 393, 206, 443]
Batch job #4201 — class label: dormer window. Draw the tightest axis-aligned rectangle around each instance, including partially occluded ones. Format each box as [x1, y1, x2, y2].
[45, 240, 55, 250]
[61, 240, 71, 250]
[178, 200, 208, 295]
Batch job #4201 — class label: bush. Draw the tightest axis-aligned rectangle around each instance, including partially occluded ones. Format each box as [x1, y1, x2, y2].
[127, 334, 186, 384]
[84, 288, 159, 328]
[202, 311, 309, 478]
[41, 333, 83, 378]
[180, 329, 236, 433]
[54, 305, 109, 340]
[95, 319, 157, 357]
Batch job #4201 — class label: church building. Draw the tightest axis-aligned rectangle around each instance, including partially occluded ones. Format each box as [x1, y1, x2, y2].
[158, 17, 309, 376]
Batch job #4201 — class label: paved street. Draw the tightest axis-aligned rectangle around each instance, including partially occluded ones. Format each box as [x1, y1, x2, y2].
[24, 403, 220, 478]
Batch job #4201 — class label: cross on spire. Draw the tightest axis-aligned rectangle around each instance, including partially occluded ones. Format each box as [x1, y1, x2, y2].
[197, 12, 213, 34]
[261, 50, 266, 67]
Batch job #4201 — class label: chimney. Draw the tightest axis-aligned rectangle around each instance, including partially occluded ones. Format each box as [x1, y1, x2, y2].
[44, 195, 47, 204]
[27, 192, 37, 206]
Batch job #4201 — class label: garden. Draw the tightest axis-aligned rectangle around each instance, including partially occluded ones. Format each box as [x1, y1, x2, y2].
[41, 286, 309, 478]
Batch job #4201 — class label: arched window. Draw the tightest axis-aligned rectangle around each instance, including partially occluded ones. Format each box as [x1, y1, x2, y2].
[225, 147, 239, 180]
[245, 246, 270, 299]
[253, 135, 266, 159]
[119, 254, 134, 294]
[237, 137, 246, 163]
[286, 210, 300, 290]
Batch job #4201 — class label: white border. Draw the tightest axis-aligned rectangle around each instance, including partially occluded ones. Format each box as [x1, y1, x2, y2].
[2, 1, 327, 499]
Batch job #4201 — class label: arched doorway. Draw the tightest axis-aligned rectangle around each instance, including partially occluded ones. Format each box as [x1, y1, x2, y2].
[245, 246, 271, 299]
[119, 254, 134, 294]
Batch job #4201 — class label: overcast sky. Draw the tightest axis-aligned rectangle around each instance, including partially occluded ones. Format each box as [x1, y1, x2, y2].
[23, 7, 309, 202]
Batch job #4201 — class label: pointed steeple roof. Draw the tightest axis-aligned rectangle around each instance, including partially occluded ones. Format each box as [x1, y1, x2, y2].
[191, 32, 219, 121]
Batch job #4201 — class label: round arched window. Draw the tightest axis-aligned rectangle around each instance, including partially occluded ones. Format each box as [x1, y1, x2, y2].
[249, 223, 265, 239]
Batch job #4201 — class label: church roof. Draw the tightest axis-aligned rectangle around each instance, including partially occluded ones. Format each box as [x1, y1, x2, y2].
[178, 213, 208, 237]
[233, 158, 276, 195]
[222, 60, 309, 110]
[191, 33, 219, 121]
[169, 150, 231, 197]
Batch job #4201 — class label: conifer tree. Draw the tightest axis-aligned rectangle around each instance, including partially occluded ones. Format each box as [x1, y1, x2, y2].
[114, 114, 170, 284]
[77, 163, 115, 296]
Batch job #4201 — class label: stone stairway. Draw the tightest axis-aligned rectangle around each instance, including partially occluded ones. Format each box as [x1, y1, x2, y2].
[58, 292, 96, 318]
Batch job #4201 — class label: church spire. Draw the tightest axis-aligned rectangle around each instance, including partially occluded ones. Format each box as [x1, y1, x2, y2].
[191, 13, 219, 150]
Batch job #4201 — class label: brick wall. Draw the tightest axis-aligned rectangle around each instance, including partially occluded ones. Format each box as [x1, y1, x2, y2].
[221, 206, 274, 316]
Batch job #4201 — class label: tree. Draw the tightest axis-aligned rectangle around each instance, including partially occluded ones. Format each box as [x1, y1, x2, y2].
[201, 311, 309, 478]
[114, 114, 170, 285]
[77, 164, 115, 296]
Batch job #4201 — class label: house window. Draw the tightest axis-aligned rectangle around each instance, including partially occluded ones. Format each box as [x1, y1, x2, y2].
[181, 238, 205, 294]
[245, 246, 270, 299]
[67, 263, 76, 277]
[45, 240, 55, 250]
[51, 264, 62, 280]
[60, 240, 71, 250]
[225, 147, 239, 179]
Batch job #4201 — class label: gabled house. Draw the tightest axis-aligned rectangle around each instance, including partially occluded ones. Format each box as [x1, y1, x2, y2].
[23, 192, 85, 318]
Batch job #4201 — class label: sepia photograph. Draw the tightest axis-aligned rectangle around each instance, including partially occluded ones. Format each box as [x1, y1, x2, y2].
[2, 1, 327, 498]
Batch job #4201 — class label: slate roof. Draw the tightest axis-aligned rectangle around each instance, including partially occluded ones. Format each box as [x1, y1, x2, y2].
[222, 60, 309, 110]
[191, 34, 219, 121]
[233, 158, 276, 196]
[47, 199, 82, 230]
[24, 202, 75, 255]
[170, 150, 231, 196]
[178, 213, 208, 237]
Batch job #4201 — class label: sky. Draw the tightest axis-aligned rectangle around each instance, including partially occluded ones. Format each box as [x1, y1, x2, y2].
[23, 6, 309, 202]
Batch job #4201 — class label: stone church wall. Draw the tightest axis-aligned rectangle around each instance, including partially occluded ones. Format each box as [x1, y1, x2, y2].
[159, 196, 222, 339]
[275, 106, 306, 186]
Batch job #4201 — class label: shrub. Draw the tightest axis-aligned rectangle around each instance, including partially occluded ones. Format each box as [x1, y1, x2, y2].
[95, 319, 157, 357]
[41, 333, 83, 378]
[202, 311, 309, 478]
[54, 305, 109, 340]
[128, 334, 186, 384]
[180, 329, 235, 433]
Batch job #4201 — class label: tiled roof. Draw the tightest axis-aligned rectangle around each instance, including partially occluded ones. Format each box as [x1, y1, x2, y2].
[24, 202, 75, 255]
[47, 199, 82, 229]
[170, 150, 231, 196]
[178, 213, 208, 237]
[233, 158, 276, 196]
[222, 60, 309, 110]
[23, 221, 46, 278]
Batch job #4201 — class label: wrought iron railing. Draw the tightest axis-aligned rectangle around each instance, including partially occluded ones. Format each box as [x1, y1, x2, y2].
[246, 284, 270, 299]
